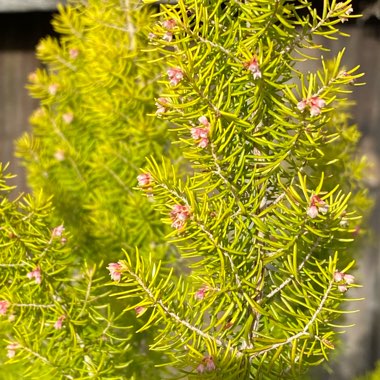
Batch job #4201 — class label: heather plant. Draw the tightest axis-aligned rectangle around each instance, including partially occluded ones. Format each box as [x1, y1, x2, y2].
[0, 0, 371, 379]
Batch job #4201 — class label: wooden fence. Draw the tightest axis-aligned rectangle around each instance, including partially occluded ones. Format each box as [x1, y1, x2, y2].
[0, 11, 379, 379]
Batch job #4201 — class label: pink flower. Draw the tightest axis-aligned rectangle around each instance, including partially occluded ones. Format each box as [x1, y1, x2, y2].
[307, 195, 329, 218]
[107, 262, 123, 282]
[194, 287, 207, 300]
[298, 96, 326, 117]
[198, 138, 209, 148]
[52, 225, 65, 238]
[135, 306, 146, 316]
[162, 19, 176, 30]
[198, 116, 210, 127]
[69, 48, 79, 59]
[197, 355, 216, 373]
[155, 97, 168, 115]
[334, 270, 355, 292]
[6, 343, 18, 359]
[196, 363, 205, 374]
[310, 105, 321, 117]
[170, 204, 191, 230]
[27, 267, 42, 285]
[162, 31, 173, 42]
[0, 300, 10, 315]
[54, 315, 66, 330]
[310, 96, 326, 109]
[297, 100, 307, 111]
[333, 271, 344, 282]
[191, 116, 210, 148]
[48, 83, 59, 96]
[244, 57, 262, 79]
[148, 32, 157, 41]
[338, 285, 348, 293]
[191, 127, 208, 140]
[167, 67, 184, 86]
[306, 205, 319, 219]
[54, 150, 65, 161]
[343, 273, 355, 285]
[62, 112, 74, 124]
[137, 173, 152, 187]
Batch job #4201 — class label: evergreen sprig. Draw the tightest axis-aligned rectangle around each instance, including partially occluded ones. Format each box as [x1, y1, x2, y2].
[111, 0, 368, 378]
[0, 0, 370, 379]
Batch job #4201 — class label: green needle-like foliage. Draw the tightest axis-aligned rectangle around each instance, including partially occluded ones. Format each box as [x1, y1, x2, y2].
[0, 0, 370, 379]
[0, 164, 134, 379]
[111, 0, 369, 378]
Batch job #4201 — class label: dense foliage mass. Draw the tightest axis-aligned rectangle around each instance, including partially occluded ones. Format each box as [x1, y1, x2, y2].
[0, 0, 370, 379]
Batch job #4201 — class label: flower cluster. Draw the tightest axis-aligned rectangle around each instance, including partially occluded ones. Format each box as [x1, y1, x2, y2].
[307, 195, 329, 218]
[167, 67, 184, 86]
[6, 343, 18, 359]
[27, 267, 42, 285]
[197, 355, 216, 374]
[297, 96, 326, 117]
[336, 3, 353, 23]
[107, 262, 123, 282]
[334, 271, 355, 292]
[243, 56, 262, 80]
[170, 204, 191, 230]
[191, 116, 210, 148]
[162, 18, 176, 42]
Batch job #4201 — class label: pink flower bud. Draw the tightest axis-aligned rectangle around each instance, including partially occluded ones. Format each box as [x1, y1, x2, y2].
[338, 285, 348, 293]
[155, 98, 168, 115]
[162, 19, 176, 30]
[310, 96, 326, 109]
[167, 67, 184, 86]
[52, 225, 65, 238]
[244, 57, 261, 79]
[6, 343, 18, 359]
[135, 306, 146, 316]
[170, 204, 191, 230]
[48, 83, 59, 96]
[69, 48, 79, 59]
[107, 262, 123, 282]
[54, 150, 65, 161]
[196, 363, 205, 374]
[198, 116, 210, 127]
[137, 173, 152, 187]
[307, 205, 319, 218]
[309, 105, 321, 117]
[334, 271, 344, 282]
[204, 355, 216, 371]
[27, 267, 42, 285]
[194, 287, 207, 300]
[62, 112, 74, 124]
[54, 315, 66, 330]
[198, 138, 209, 148]
[0, 300, 10, 315]
[297, 100, 307, 111]
[343, 274, 355, 285]
[162, 31, 173, 42]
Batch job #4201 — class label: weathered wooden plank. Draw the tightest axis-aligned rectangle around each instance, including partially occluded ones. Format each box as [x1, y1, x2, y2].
[0, 0, 64, 12]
